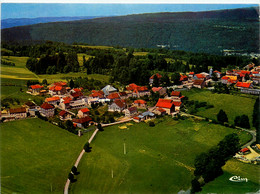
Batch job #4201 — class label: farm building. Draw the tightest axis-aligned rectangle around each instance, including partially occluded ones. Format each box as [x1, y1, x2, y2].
[155, 99, 175, 114]
[78, 108, 90, 118]
[9, 107, 27, 119]
[108, 99, 126, 112]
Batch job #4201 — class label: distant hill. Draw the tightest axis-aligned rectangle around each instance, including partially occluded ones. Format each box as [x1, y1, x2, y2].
[1, 16, 103, 29]
[2, 7, 259, 54]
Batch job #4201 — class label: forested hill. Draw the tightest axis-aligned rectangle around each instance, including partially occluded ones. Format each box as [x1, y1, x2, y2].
[1, 16, 103, 29]
[2, 7, 259, 54]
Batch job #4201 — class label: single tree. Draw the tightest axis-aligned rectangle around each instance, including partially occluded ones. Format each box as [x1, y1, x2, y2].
[84, 142, 92, 152]
[69, 79, 75, 89]
[217, 109, 228, 123]
[71, 166, 79, 175]
[97, 123, 104, 131]
[42, 79, 48, 85]
[240, 115, 250, 129]
[68, 173, 74, 181]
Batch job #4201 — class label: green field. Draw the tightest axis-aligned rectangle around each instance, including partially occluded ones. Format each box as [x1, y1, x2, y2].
[182, 89, 257, 128]
[77, 53, 93, 66]
[201, 159, 260, 193]
[70, 117, 252, 193]
[74, 45, 114, 50]
[0, 118, 91, 193]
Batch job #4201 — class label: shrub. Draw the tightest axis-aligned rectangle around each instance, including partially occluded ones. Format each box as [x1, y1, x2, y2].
[149, 121, 155, 127]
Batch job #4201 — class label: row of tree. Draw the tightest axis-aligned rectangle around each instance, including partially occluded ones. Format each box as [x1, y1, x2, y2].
[26, 51, 79, 74]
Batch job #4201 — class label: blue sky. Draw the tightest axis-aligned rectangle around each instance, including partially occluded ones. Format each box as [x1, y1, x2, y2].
[1, 4, 258, 19]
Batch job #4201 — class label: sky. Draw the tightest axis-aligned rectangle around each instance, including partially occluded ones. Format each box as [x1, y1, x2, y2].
[1, 3, 259, 19]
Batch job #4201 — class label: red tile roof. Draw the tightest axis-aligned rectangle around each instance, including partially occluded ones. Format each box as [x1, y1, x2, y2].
[195, 74, 206, 79]
[172, 101, 182, 107]
[59, 110, 68, 116]
[134, 100, 147, 104]
[180, 75, 188, 81]
[107, 92, 120, 99]
[133, 117, 141, 120]
[46, 96, 60, 102]
[9, 107, 27, 114]
[252, 71, 259, 74]
[119, 92, 127, 96]
[30, 85, 44, 89]
[41, 102, 54, 110]
[171, 91, 181, 97]
[221, 76, 229, 80]
[240, 148, 249, 153]
[128, 107, 137, 113]
[189, 72, 194, 75]
[49, 85, 63, 91]
[150, 73, 162, 79]
[73, 88, 82, 92]
[114, 99, 125, 108]
[80, 108, 90, 113]
[156, 99, 174, 109]
[236, 82, 252, 88]
[152, 87, 163, 92]
[53, 81, 67, 86]
[193, 80, 204, 85]
[72, 116, 92, 124]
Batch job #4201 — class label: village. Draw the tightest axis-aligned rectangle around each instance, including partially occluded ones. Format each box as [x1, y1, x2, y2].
[1, 63, 260, 164]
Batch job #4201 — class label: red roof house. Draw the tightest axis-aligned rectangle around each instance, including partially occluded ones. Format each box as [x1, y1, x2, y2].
[78, 108, 90, 118]
[235, 82, 253, 88]
[40, 102, 55, 117]
[155, 99, 175, 114]
[107, 92, 120, 100]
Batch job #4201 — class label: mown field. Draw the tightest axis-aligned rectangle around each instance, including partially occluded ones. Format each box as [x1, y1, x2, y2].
[201, 159, 260, 193]
[0, 118, 91, 194]
[70, 117, 252, 193]
[182, 89, 257, 128]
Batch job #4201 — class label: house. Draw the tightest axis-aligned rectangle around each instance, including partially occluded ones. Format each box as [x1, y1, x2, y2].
[133, 116, 142, 123]
[133, 86, 150, 98]
[40, 102, 55, 117]
[60, 97, 72, 109]
[90, 90, 104, 99]
[102, 85, 117, 96]
[24, 101, 37, 110]
[133, 100, 147, 109]
[77, 108, 90, 118]
[126, 83, 150, 98]
[138, 111, 155, 120]
[125, 107, 138, 117]
[59, 110, 73, 121]
[193, 80, 206, 89]
[49, 82, 67, 96]
[171, 91, 181, 100]
[152, 87, 167, 96]
[194, 74, 206, 80]
[149, 73, 162, 84]
[108, 99, 126, 112]
[188, 72, 195, 78]
[119, 92, 128, 99]
[72, 116, 92, 128]
[155, 99, 175, 114]
[235, 82, 253, 89]
[239, 148, 250, 154]
[180, 74, 188, 82]
[70, 89, 83, 100]
[9, 107, 27, 119]
[153, 108, 167, 116]
[213, 71, 222, 78]
[107, 92, 121, 101]
[70, 98, 88, 109]
[45, 96, 60, 105]
[172, 101, 182, 111]
[29, 84, 44, 94]
[200, 72, 210, 80]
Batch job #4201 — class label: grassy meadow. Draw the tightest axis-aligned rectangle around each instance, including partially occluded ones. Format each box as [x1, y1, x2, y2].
[201, 159, 260, 193]
[77, 53, 92, 66]
[0, 118, 91, 193]
[70, 117, 252, 193]
[182, 89, 257, 128]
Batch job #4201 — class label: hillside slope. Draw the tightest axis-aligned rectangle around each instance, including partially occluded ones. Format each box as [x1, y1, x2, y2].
[2, 7, 259, 54]
[1, 16, 103, 29]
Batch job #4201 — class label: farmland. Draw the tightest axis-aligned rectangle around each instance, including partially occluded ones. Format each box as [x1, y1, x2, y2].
[182, 89, 257, 128]
[0, 118, 91, 193]
[70, 117, 252, 193]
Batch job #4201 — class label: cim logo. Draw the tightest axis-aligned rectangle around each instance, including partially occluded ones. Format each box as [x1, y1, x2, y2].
[229, 176, 248, 183]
